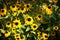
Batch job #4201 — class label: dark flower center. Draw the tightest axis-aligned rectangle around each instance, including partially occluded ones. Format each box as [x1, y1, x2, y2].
[5, 31, 8, 33]
[48, 6, 51, 9]
[18, 8, 20, 10]
[7, 0, 9, 2]
[15, 22, 18, 25]
[33, 26, 36, 28]
[27, 5, 29, 8]
[21, 36, 23, 39]
[55, 27, 58, 29]
[18, 3, 20, 4]
[16, 35, 18, 37]
[27, 18, 31, 21]
[45, 35, 48, 38]
[38, 15, 41, 18]
[21, 8, 24, 10]
[1, 10, 4, 12]
[40, 32, 42, 35]
[13, 28, 15, 30]
[12, 6, 15, 8]
[17, 38, 19, 40]
[7, 22, 10, 25]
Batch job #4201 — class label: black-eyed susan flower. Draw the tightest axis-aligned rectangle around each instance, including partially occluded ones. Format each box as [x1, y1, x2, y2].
[14, 33, 20, 39]
[13, 19, 21, 28]
[4, 30, 11, 37]
[20, 35, 25, 40]
[20, 37, 25, 40]
[39, 7, 44, 13]
[12, 11, 17, 16]
[15, 34, 25, 40]
[51, 31, 56, 36]
[20, 8, 26, 13]
[31, 24, 38, 31]
[12, 27, 16, 33]
[6, 21, 11, 28]
[0, 8, 7, 16]
[15, 37, 20, 40]
[36, 14, 42, 21]
[45, 6, 53, 15]
[37, 31, 42, 37]
[42, 33, 48, 40]
[53, 26, 59, 31]
[17, 8, 20, 13]
[52, 0, 58, 3]
[10, 5, 17, 11]
[24, 3, 31, 11]
[16, 1, 21, 7]
[25, 16, 33, 25]
[6, 0, 11, 5]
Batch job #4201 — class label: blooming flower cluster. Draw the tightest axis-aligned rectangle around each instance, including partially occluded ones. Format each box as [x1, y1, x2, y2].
[0, 0, 60, 40]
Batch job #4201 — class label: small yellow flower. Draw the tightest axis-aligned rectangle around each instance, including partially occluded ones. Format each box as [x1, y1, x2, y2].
[16, 2, 21, 7]
[42, 33, 48, 39]
[14, 33, 20, 39]
[46, 6, 52, 15]
[6, 21, 11, 27]
[39, 7, 44, 13]
[17, 7, 26, 13]
[25, 16, 33, 25]
[52, 0, 58, 3]
[0, 8, 7, 16]
[20, 8, 26, 13]
[51, 31, 56, 36]
[53, 26, 59, 31]
[37, 31, 42, 36]
[31, 24, 38, 31]
[12, 11, 17, 16]
[24, 3, 31, 11]
[12, 27, 16, 33]
[4, 31, 11, 37]
[36, 14, 42, 21]
[15, 33, 25, 40]
[10, 5, 17, 11]
[15, 37, 20, 40]
[13, 19, 21, 28]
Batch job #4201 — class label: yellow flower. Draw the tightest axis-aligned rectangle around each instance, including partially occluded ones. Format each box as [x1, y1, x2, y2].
[12, 27, 16, 33]
[39, 7, 44, 13]
[6, 0, 11, 5]
[15, 37, 20, 40]
[46, 6, 52, 15]
[51, 31, 55, 36]
[31, 24, 38, 31]
[10, 5, 17, 11]
[6, 21, 11, 27]
[25, 16, 33, 25]
[14, 33, 25, 40]
[37, 31, 42, 37]
[16, 1, 21, 7]
[53, 26, 59, 31]
[24, 3, 31, 11]
[13, 19, 21, 28]
[17, 7, 26, 13]
[14, 33, 20, 39]
[0, 8, 7, 16]
[52, 0, 58, 3]
[12, 11, 17, 16]
[20, 8, 26, 13]
[4, 30, 11, 37]
[36, 14, 42, 21]
[42, 33, 48, 39]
